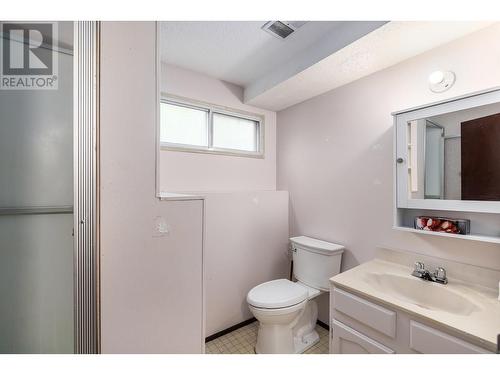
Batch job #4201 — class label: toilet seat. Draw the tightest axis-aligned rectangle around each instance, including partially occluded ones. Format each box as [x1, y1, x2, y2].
[247, 279, 308, 309]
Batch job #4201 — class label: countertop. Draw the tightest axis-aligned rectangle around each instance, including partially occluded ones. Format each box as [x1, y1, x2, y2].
[330, 259, 500, 352]
[158, 192, 205, 201]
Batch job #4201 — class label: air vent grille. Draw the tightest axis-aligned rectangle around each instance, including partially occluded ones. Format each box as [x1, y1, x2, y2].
[262, 21, 307, 40]
[267, 21, 294, 38]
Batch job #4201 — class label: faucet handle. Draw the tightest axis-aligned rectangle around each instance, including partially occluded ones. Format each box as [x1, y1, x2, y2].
[412, 261, 426, 278]
[433, 267, 448, 284]
[414, 261, 425, 272]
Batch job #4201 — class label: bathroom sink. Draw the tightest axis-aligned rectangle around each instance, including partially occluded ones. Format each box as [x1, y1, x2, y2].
[364, 273, 480, 316]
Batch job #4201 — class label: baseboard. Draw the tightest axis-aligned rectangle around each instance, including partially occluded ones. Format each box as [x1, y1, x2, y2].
[205, 317, 329, 343]
[316, 319, 329, 331]
[205, 318, 257, 343]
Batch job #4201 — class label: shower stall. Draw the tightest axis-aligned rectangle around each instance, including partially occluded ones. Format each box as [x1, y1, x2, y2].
[0, 21, 99, 353]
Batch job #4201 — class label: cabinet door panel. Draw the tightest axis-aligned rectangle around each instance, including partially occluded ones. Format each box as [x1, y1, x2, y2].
[410, 321, 492, 354]
[333, 288, 396, 338]
[331, 319, 394, 354]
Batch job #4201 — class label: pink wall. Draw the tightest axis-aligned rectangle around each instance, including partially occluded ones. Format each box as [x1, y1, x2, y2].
[160, 64, 276, 192]
[277, 24, 500, 324]
[100, 22, 204, 353]
[203, 191, 290, 335]
[277, 24, 500, 320]
[159, 63, 290, 335]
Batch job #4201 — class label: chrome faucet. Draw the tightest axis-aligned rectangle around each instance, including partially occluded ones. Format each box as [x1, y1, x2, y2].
[411, 262, 448, 284]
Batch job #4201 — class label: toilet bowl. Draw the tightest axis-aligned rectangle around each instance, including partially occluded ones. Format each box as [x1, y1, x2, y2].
[247, 236, 344, 354]
[247, 279, 322, 354]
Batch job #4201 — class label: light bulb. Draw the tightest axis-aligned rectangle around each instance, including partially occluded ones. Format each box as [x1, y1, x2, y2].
[428, 71, 445, 85]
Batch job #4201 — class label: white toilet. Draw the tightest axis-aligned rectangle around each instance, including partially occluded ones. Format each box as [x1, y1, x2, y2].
[247, 236, 344, 354]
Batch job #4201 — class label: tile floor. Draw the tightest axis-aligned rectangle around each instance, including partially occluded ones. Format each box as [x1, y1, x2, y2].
[205, 321, 329, 354]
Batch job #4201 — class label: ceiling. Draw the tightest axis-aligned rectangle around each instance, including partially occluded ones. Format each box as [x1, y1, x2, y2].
[161, 21, 386, 87]
[160, 21, 495, 111]
[161, 21, 355, 86]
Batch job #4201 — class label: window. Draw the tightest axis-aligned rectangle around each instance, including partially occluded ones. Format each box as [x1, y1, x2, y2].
[160, 97, 264, 157]
[160, 102, 208, 147]
[212, 113, 258, 152]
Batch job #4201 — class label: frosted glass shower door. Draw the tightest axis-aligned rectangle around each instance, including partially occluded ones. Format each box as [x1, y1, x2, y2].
[0, 21, 74, 353]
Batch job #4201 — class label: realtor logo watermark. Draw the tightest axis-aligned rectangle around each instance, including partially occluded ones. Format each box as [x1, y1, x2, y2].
[0, 22, 58, 90]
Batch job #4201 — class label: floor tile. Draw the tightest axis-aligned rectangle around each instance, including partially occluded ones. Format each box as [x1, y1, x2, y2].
[205, 322, 329, 354]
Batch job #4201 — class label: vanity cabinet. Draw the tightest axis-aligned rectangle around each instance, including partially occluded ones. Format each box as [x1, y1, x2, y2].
[330, 287, 494, 354]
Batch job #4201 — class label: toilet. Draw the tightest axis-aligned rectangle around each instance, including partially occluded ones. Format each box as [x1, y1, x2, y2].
[247, 236, 344, 354]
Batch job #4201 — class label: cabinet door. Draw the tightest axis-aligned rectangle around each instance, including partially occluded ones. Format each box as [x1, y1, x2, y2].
[410, 321, 492, 354]
[331, 319, 394, 354]
[333, 288, 396, 338]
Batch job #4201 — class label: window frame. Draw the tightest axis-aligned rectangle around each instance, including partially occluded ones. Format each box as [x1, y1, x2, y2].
[160, 94, 265, 158]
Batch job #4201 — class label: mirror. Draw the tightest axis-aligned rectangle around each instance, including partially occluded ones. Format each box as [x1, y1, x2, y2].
[406, 101, 500, 201]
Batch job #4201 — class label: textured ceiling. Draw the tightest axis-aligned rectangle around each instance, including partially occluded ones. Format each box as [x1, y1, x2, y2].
[160, 21, 495, 111]
[160, 21, 346, 86]
[246, 21, 495, 110]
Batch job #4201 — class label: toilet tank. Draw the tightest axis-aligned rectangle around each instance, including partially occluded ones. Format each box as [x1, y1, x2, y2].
[290, 236, 344, 291]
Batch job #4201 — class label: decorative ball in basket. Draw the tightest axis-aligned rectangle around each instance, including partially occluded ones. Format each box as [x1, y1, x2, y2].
[414, 216, 470, 235]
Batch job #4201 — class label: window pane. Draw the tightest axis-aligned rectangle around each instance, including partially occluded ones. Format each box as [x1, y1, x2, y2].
[161, 102, 208, 147]
[212, 113, 258, 152]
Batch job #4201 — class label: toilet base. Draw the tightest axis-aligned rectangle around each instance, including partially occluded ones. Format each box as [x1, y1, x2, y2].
[251, 298, 321, 354]
[294, 329, 320, 354]
[255, 327, 320, 354]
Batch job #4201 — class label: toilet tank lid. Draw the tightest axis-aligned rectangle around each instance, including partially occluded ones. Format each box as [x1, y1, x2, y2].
[290, 236, 344, 255]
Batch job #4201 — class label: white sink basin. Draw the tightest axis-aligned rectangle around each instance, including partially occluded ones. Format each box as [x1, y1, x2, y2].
[364, 273, 481, 316]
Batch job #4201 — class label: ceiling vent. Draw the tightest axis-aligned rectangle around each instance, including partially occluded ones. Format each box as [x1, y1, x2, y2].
[262, 21, 307, 40]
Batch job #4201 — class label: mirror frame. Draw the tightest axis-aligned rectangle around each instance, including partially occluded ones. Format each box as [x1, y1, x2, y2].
[394, 87, 500, 214]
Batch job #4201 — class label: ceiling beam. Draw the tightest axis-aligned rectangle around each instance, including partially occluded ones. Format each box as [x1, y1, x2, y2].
[244, 21, 388, 107]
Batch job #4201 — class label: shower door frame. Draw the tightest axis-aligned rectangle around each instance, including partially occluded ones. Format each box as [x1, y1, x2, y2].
[73, 21, 100, 354]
